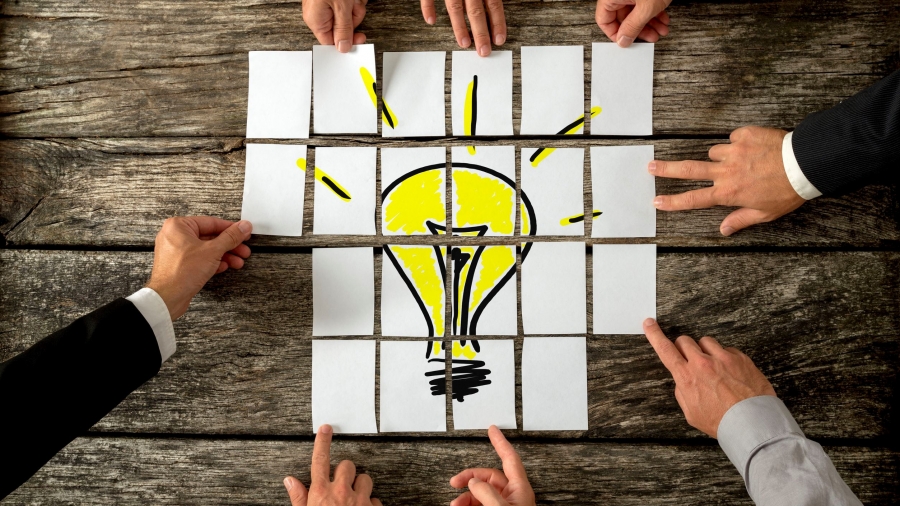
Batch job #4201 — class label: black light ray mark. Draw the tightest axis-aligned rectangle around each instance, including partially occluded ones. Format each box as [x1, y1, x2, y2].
[383, 245, 435, 337]
[566, 210, 602, 224]
[528, 115, 587, 163]
[321, 176, 350, 200]
[471, 75, 478, 136]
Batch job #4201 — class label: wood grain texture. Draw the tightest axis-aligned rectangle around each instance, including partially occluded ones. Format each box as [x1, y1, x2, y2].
[1, 249, 896, 439]
[6, 437, 898, 505]
[2, 137, 898, 248]
[0, 1, 897, 137]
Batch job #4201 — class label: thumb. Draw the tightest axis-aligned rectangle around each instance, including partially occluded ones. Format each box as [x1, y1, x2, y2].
[209, 220, 252, 254]
[333, 1, 355, 52]
[468, 477, 505, 506]
[284, 476, 309, 506]
[617, 4, 656, 47]
[720, 208, 769, 236]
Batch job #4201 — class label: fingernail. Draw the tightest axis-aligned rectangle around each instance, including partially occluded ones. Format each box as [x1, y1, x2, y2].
[648, 161, 657, 173]
[478, 45, 490, 57]
[337, 39, 350, 53]
[617, 35, 635, 47]
[460, 36, 471, 48]
[469, 477, 481, 487]
[426, 15, 435, 25]
[653, 197, 663, 208]
[722, 226, 735, 236]
[644, 318, 656, 327]
[494, 33, 505, 45]
[321, 424, 333, 434]
[283, 477, 293, 491]
[238, 220, 252, 234]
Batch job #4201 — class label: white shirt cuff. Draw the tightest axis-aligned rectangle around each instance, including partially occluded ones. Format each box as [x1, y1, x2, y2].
[126, 287, 176, 363]
[717, 396, 804, 481]
[782, 131, 822, 200]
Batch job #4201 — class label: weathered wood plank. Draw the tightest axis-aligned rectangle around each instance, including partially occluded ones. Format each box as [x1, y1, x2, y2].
[0, 1, 897, 137]
[6, 437, 898, 505]
[2, 137, 898, 248]
[1, 249, 896, 438]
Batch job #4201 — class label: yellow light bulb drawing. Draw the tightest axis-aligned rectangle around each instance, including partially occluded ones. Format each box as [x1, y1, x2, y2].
[383, 244, 446, 338]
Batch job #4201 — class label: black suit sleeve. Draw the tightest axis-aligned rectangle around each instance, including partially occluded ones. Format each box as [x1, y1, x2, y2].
[0, 298, 162, 499]
[792, 69, 900, 196]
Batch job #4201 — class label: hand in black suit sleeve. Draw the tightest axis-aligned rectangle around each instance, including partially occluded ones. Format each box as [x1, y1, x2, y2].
[0, 298, 162, 499]
[792, 69, 900, 196]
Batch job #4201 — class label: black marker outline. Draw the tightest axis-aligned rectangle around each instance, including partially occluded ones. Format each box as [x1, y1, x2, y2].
[321, 175, 350, 200]
[383, 244, 436, 337]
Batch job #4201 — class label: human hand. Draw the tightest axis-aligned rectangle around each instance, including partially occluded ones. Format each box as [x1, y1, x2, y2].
[146, 217, 252, 321]
[643, 318, 777, 438]
[421, 0, 506, 56]
[302, 0, 368, 53]
[650, 126, 806, 236]
[596, 0, 672, 47]
[284, 424, 383, 506]
[449, 425, 535, 506]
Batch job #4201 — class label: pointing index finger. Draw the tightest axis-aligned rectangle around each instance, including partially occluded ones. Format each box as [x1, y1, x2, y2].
[487, 425, 527, 482]
[643, 318, 686, 375]
[311, 424, 333, 485]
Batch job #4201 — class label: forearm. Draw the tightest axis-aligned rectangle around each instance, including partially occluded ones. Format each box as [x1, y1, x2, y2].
[717, 396, 861, 506]
[0, 297, 168, 499]
[790, 69, 900, 197]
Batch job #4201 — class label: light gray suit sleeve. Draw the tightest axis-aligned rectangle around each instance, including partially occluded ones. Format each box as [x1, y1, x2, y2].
[717, 396, 861, 506]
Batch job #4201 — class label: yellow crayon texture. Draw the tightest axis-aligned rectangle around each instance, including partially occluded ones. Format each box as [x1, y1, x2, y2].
[296, 158, 307, 171]
[452, 341, 477, 359]
[315, 166, 352, 201]
[360, 67, 377, 109]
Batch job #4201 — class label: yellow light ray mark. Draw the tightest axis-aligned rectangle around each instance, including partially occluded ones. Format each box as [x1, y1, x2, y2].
[381, 97, 398, 129]
[452, 170, 515, 235]
[468, 245, 515, 314]
[360, 67, 377, 109]
[529, 147, 556, 167]
[315, 166, 352, 201]
[520, 202, 531, 235]
[297, 158, 307, 171]
[452, 341, 477, 359]
[467, 145, 476, 155]
[591, 105, 602, 117]
[384, 169, 445, 234]
[560, 210, 603, 226]
[392, 245, 445, 336]
[432, 341, 442, 357]
[529, 107, 604, 168]
[464, 77, 476, 136]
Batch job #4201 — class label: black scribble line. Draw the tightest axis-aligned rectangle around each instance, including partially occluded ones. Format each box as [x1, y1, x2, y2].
[426, 358, 447, 396]
[451, 359, 491, 402]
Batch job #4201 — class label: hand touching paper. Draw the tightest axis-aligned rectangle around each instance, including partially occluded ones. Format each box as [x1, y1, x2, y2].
[302, 0, 368, 52]
[421, 0, 507, 56]
[596, 0, 672, 47]
[450, 426, 536, 506]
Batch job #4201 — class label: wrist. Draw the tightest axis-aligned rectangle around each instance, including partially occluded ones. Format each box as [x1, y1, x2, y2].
[146, 279, 186, 321]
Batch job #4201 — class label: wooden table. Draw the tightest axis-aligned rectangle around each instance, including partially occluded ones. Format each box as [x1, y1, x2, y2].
[1, 0, 898, 503]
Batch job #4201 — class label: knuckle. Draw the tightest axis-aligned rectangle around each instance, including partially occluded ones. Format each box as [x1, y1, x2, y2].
[445, 0, 465, 14]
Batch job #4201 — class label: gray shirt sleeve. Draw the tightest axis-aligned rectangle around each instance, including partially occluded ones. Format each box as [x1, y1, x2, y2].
[717, 396, 861, 506]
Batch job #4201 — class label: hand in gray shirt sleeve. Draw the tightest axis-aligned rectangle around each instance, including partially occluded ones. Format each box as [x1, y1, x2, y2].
[717, 396, 862, 506]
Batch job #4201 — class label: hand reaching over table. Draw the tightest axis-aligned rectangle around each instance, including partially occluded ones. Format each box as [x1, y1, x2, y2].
[450, 425, 536, 506]
[284, 425, 383, 506]
[421, 0, 507, 56]
[596, 0, 672, 47]
[649, 126, 806, 237]
[302, 0, 369, 53]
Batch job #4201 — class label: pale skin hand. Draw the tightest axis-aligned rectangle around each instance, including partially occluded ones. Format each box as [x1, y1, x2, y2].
[302, 0, 368, 53]
[420, 0, 507, 56]
[449, 425, 536, 506]
[146, 216, 252, 321]
[650, 126, 806, 236]
[643, 318, 777, 438]
[596, 0, 672, 47]
[284, 424, 383, 506]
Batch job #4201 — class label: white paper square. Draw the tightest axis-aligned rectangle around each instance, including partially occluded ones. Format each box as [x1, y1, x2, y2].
[381, 147, 447, 235]
[379, 341, 447, 432]
[312, 340, 377, 434]
[382, 52, 446, 137]
[451, 340, 516, 429]
[593, 244, 656, 334]
[590, 42, 653, 135]
[520, 147, 585, 236]
[520, 46, 584, 135]
[522, 337, 588, 431]
[590, 145, 656, 238]
[240, 144, 307, 236]
[451, 146, 516, 237]
[313, 146, 377, 235]
[313, 44, 378, 134]
[382, 245, 447, 338]
[521, 242, 587, 335]
[450, 245, 517, 336]
[451, 51, 513, 136]
[246, 51, 312, 139]
[313, 248, 375, 336]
